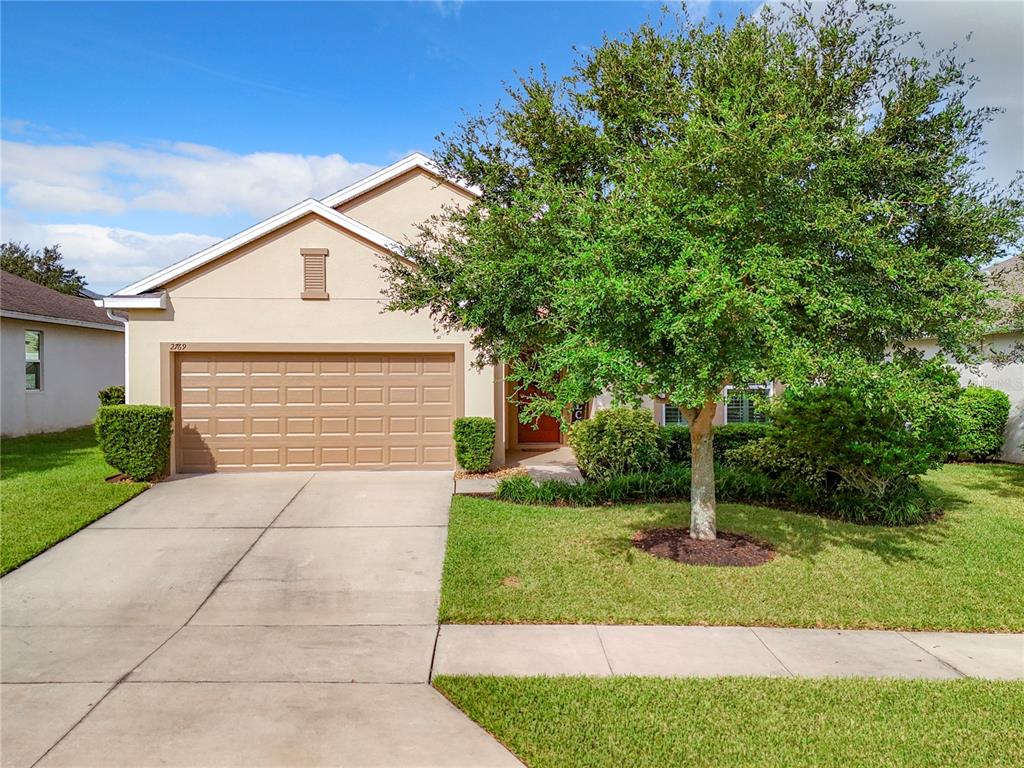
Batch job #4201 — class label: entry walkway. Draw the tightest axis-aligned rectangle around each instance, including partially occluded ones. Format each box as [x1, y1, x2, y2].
[433, 624, 1024, 680]
[1, 471, 521, 768]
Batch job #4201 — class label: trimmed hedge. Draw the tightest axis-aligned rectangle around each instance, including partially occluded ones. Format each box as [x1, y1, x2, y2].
[494, 464, 786, 508]
[97, 385, 125, 406]
[453, 417, 496, 472]
[493, 464, 933, 526]
[954, 386, 1010, 461]
[569, 407, 665, 480]
[94, 405, 173, 481]
[661, 422, 771, 463]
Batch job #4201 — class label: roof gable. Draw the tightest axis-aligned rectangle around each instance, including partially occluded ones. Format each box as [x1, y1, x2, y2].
[109, 199, 400, 299]
[101, 153, 478, 306]
[320, 152, 480, 208]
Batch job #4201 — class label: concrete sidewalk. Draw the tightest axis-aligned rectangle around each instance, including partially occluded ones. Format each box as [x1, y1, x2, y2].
[455, 446, 582, 494]
[432, 624, 1024, 680]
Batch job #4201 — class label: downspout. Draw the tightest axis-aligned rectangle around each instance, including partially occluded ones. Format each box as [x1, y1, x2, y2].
[104, 308, 130, 403]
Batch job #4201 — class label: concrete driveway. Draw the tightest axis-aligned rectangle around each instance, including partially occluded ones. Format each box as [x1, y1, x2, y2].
[1, 472, 520, 768]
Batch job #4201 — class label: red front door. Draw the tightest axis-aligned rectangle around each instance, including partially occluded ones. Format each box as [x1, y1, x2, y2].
[517, 385, 561, 444]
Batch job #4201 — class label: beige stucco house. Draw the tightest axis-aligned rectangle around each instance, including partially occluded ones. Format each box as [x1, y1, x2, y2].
[1, 271, 124, 437]
[95, 155, 504, 472]
[97, 154, 778, 474]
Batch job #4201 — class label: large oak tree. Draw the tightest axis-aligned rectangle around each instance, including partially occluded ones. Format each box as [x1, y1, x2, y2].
[383, 1, 1022, 539]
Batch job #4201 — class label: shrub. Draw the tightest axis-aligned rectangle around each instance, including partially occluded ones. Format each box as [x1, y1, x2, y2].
[723, 437, 827, 487]
[661, 422, 771, 464]
[94, 405, 173, 481]
[97, 385, 125, 406]
[492, 473, 538, 503]
[569, 407, 665, 480]
[453, 417, 496, 472]
[492, 463, 933, 525]
[661, 425, 692, 463]
[954, 386, 1010, 461]
[770, 359, 960, 496]
[495, 465, 693, 506]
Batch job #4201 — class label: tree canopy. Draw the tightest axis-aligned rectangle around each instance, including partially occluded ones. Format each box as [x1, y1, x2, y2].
[383, 1, 1023, 537]
[1, 242, 87, 295]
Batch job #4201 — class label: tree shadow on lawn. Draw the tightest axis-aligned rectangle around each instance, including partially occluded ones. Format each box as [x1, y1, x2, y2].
[931, 463, 1024, 501]
[594, 500, 955, 567]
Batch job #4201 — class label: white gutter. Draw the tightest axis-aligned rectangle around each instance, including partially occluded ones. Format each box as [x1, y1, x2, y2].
[103, 309, 130, 403]
[96, 293, 168, 310]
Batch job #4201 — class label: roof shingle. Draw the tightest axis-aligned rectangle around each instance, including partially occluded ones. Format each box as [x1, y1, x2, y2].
[0, 271, 122, 329]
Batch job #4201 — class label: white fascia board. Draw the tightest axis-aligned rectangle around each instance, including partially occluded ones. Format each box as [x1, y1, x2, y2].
[96, 293, 168, 310]
[112, 199, 401, 297]
[320, 152, 481, 208]
[1, 309, 125, 332]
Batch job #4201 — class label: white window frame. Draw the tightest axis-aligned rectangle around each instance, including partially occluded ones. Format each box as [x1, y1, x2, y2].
[25, 329, 43, 391]
[662, 402, 686, 426]
[723, 382, 771, 424]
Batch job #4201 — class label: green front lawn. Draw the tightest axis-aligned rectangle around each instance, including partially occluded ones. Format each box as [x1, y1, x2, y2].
[435, 676, 1024, 768]
[441, 463, 1024, 630]
[1, 427, 147, 574]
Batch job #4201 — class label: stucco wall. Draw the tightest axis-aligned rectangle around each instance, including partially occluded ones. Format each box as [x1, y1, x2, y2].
[123, 214, 502, 462]
[1, 317, 124, 437]
[916, 334, 1024, 463]
[336, 169, 473, 244]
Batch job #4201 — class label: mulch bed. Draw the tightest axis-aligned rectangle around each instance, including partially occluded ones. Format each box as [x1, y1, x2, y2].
[632, 527, 775, 567]
[454, 466, 529, 480]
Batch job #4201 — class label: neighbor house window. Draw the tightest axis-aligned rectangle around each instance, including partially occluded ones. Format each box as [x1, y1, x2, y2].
[301, 248, 329, 299]
[25, 330, 42, 390]
[725, 384, 770, 424]
[663, 383, 773, 426]
[663, 404, 686, 425]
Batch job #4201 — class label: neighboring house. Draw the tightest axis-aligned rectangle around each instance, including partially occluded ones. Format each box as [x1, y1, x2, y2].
[1, 270, 125, 437]
[915, 255, 1023, 463]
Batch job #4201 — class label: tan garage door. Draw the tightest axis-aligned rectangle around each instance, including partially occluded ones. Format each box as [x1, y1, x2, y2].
[175, 352, 457, 472]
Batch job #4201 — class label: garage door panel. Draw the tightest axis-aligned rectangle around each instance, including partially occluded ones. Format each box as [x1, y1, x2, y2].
[387, 386, 418, 404]
[423, 445, 454, 465]
[285, 387, 315, 404]
[423, 416, 453, 434]
[423, 386, 453, 404]
[320, 417, 350, 436]
[251, 417, 282, 436]
[176, 352, 457, 472]
[321, 387, 350, 404]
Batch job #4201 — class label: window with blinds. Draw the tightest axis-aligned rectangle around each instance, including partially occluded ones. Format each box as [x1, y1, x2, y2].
[300, 248, 329, 300]
[664, 404, 686, 425]
[725, 384, 769, 424]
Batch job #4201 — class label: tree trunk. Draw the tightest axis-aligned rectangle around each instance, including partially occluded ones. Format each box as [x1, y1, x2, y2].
[687, 401, 717, 540]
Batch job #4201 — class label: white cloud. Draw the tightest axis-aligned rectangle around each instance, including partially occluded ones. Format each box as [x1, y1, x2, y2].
[1, 211, 220, 294]
[1, 140, 381, 218]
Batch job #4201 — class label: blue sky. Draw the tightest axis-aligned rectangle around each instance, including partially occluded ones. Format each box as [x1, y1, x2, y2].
[2, 1, 1020, 293]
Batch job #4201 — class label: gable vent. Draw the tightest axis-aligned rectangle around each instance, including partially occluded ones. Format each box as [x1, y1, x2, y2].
[301, 248, 329, 300]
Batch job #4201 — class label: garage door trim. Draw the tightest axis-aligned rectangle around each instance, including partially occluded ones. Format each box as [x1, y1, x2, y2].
[160, 342, 465, 474]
